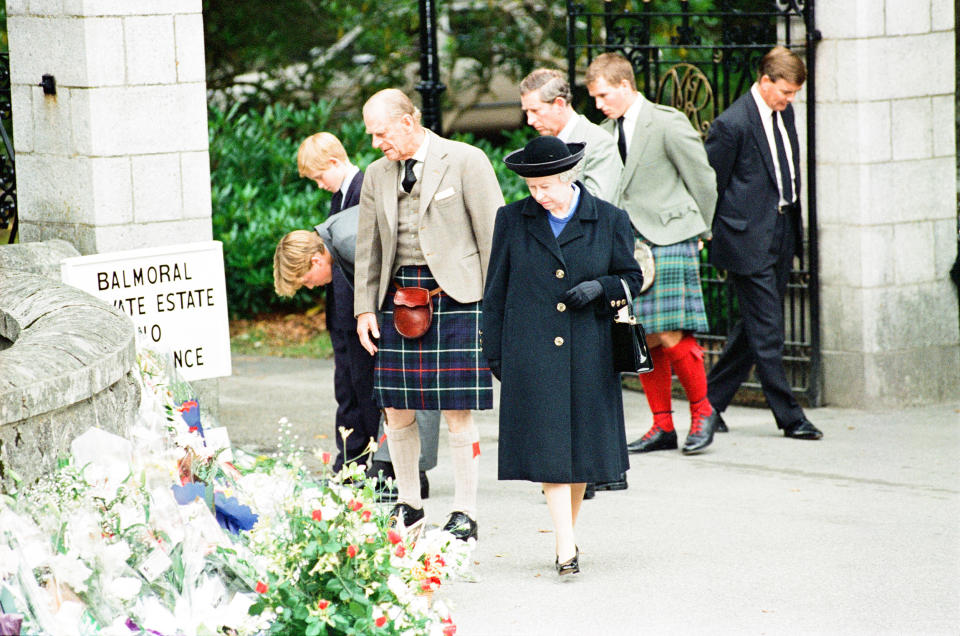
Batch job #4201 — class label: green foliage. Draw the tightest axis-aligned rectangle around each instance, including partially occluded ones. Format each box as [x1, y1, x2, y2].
[210, 100, 536, 319]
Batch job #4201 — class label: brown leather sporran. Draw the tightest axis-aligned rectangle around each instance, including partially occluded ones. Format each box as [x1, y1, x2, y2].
[392, 285, 440, 339]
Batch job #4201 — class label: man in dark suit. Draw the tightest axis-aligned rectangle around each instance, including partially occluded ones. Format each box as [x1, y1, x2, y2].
[704, 46, 822, 440]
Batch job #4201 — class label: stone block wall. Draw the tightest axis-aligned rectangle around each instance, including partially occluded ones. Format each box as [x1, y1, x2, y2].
[815, 0, 959, 406]
[0, 241, 139, 492]
[7, 0, 212, 255]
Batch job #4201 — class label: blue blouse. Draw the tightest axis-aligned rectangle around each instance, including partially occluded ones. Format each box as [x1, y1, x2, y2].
[547, 184, 581, 237]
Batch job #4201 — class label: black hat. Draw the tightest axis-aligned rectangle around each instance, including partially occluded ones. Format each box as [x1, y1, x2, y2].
[503, 136, 585, 177]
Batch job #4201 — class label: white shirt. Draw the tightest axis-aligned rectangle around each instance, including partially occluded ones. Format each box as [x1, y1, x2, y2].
[398, 134, 429, 192]
[556, 111, 579, 142]
[751, 83, 796, 205]
[618, 92, 647, 155]
[339, 163, 360, 199]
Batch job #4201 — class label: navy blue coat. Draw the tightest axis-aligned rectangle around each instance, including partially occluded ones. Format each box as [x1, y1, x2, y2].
[482, 185, 643, 483]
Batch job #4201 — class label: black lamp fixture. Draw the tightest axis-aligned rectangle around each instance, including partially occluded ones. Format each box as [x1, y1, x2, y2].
[40, 74, 56, 95]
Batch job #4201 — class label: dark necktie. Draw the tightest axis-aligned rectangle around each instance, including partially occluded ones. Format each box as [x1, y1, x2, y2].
[402, 158, 417, 193]
[330, 190, 343, 214]
[771, 111, 793, 203]
[616, 116, 627, 163]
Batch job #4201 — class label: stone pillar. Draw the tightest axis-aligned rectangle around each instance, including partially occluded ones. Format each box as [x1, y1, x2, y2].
[816, 0, 959, 406]
[8, 0, 211, 254]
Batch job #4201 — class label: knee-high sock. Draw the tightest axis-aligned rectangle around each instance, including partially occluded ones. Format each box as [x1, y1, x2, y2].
[664, 334, 712, 421]
[386, 422, 422, 509]
[448, 423, 480, 518]
[639, 345, 674, 431]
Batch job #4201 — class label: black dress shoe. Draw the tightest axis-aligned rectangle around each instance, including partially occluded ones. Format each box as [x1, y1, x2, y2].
[583, 483, 596, 500]
[713, 412, 729, 433]
[420, 471, 430, 499]
[682, 411, 718, 455]
[783, 418, 823, 440]
[627, 428, 678, 453]
[555, 547, 580, 576]
[388, 503, 425, 534]
[592, 473, 628, 491]
[442, 511, 478, 541]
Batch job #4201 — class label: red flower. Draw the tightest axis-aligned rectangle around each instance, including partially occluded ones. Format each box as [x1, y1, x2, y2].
[361, 509, 372, 522]
[387, 530, 402, 545]
[320, 452, 331, 465]
[443, 624, 457, 636]
[375, 616, 387, 628]
[312, 509, 322, 521]
[255, 581, 268, 594]
[349, 500, 363, 512]
[420, 581, 433, 592]
[317, 599, 329, 611]
[394, 545, 406, 557]
[346, 544, 358, 558]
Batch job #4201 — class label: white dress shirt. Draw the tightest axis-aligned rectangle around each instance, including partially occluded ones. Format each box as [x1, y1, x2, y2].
[751, 83, 796, 205]
[618, 91, 647, 156]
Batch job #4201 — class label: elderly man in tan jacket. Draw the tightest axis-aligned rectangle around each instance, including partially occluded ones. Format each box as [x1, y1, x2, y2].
[354, 88, 503, 541]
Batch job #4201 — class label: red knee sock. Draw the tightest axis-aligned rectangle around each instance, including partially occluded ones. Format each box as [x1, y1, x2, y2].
[664, 335, 712, 421]
[639, 345, 674, 432]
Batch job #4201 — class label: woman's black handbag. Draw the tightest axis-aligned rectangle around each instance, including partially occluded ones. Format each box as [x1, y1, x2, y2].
[612, 278, 654, 375]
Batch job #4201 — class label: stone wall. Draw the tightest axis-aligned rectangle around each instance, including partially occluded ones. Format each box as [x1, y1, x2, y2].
[7, 0, 212, 255]
[0, 242, 139, 492]
[815, 0, 960, 406]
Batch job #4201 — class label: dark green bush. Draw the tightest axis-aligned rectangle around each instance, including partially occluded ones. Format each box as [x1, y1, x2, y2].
[210, 100, 536, 319]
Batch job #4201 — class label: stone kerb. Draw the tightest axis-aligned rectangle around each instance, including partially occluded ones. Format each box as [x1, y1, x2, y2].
[0, 241, 139, 490]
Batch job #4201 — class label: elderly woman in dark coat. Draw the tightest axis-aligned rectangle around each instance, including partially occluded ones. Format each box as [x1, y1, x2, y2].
[482, 136, 643, 575]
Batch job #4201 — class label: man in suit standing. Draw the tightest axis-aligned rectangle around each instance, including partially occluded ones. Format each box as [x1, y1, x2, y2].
[704, 46, 822, 440]
[355, 89, 503, 539]
[519, 68, 622, 201]
[586, 52, 720, 456]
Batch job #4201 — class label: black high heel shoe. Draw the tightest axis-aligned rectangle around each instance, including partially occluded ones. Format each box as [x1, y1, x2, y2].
[555, 547, 580, 576]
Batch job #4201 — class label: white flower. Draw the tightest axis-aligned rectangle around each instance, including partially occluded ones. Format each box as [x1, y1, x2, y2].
[48, 552, 93, 593]
[107, 576, 142, 601]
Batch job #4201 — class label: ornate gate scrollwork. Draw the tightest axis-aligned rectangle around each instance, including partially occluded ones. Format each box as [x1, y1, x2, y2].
[655, 63, 714, 138]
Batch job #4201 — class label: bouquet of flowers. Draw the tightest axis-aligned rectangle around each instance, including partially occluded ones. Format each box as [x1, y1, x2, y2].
[0, 349, 473, 635]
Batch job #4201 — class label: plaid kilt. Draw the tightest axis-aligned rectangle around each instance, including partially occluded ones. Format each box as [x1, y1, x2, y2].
[374, 265, 493, 410]
[634, 236, 709, 334]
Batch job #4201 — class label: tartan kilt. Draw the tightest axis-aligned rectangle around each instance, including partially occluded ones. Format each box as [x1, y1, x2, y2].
[634, 236, 709, 334]
[374, 265, 493, 411]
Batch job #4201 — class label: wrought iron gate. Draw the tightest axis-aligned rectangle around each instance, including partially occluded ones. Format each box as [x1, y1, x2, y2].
[0, 52, 16, 244]
[566, 0, 822, 406]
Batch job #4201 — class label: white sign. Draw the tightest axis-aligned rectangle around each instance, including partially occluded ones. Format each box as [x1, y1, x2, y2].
[61, 241, 232, 381]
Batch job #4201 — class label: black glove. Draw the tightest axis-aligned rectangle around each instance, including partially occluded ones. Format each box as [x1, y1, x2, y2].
[562, 280, 603, 309]
[488, 359, 502, 381]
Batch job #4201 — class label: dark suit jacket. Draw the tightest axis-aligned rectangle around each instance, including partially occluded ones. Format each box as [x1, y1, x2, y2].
[314, 204, 359, 288]
[324, 170, 363, 330]
[705, 92, 803, 275]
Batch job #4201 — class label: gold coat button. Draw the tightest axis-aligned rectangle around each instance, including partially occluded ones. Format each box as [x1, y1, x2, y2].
[554, 336, 564, 346]
[556, 302, 566, 312]
[555, 269, 565, 279]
